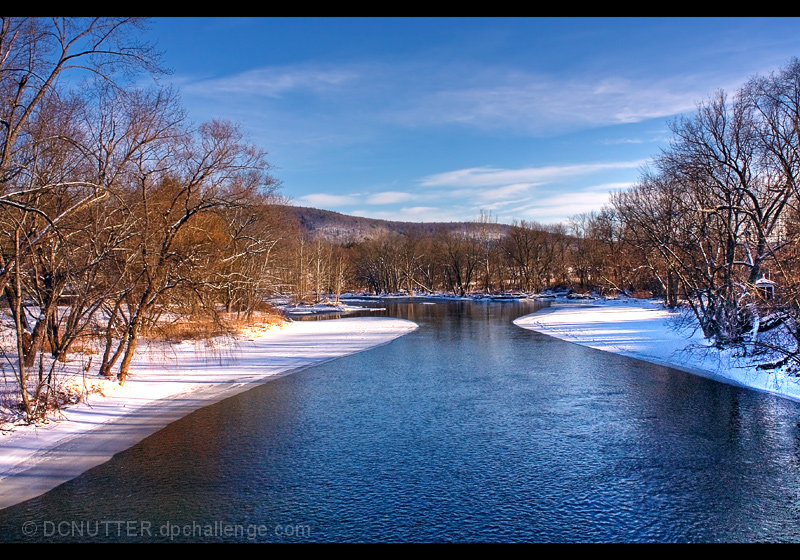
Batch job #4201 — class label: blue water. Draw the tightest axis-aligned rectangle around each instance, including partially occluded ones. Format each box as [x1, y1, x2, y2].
[3, 300, 800, 542]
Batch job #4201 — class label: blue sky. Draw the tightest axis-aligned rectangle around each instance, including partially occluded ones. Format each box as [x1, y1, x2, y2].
[144, 17, 800, 224]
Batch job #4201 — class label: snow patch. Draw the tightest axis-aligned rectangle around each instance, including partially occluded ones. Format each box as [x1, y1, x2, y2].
[0, 316, 417, 509]
[514, 299, 800, 403]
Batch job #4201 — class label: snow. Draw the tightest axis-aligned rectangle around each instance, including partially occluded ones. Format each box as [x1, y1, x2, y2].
[514, 298, 800, 403]
[279, 301, 384, 316]
[0, 316, 417, 510]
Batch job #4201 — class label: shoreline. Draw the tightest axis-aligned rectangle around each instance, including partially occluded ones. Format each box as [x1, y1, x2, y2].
[0, 316, 418, 511]
[513, 298, 800, 404]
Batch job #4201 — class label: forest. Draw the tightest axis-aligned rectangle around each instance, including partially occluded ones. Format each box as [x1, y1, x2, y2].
[2, 17, 800, 423]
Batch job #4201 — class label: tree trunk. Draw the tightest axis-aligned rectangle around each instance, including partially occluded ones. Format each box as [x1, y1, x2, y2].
[117, 323, 141, 386]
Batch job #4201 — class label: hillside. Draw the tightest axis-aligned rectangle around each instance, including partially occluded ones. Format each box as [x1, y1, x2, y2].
[283, 205, 511, 243]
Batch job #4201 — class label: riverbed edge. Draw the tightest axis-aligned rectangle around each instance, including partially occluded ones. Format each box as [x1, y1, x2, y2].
[513, 300, 800, 404]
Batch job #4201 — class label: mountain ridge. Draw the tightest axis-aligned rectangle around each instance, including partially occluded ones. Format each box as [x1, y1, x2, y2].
[283, 205, 511, 243]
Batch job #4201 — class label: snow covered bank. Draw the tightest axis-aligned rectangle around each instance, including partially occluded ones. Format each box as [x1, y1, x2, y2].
[514, 299, 800, 403]
[0, 316, 417, 510]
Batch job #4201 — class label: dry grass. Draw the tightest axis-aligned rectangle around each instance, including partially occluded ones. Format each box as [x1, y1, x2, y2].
[54, 377, 116, 404]
[234, 313, 287, 339]
[145, 318, 233, 343]
[143, 309, 287, 344]
[229, 310, 287, 338]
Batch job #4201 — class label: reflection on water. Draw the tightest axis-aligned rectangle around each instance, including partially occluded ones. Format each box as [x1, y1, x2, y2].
[3, 300, 800, 542]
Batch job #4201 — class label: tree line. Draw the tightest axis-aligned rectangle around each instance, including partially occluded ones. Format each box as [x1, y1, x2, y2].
[326, 210, 643, 299]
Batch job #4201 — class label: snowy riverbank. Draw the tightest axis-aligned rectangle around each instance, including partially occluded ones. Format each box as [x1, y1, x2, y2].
[514, 298, 800, 403]
[0, 316, 417, 510]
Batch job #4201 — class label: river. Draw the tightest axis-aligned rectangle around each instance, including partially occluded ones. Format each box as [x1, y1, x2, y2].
[2, 299, 800, 542]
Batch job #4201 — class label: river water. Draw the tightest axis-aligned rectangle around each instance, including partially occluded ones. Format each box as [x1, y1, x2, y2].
[3, 299, 800, 542]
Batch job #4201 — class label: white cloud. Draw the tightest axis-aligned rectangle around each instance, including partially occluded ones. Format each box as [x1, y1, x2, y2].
[388, 70, 724, 134]
[296, 163, 642, 224]
[183, 65, 360, 98]
[421, 161, 645, 189]
[400, 205, 439, 215]
[534, 191, 612, 209]
[507, 191, 615, 224]
[476, 183, 537, 201]
[179, 59, 732, 139]
[366, 191, 415, 205]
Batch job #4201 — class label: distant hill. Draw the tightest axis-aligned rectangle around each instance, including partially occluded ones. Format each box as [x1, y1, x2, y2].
[283, 205, 511, 243]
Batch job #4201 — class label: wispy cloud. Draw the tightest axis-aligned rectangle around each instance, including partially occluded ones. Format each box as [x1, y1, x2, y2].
[177, 58, 733, 140]
[387, 70, 729, 134]
[366, 191, 415, 205]
[182, 64, 360, 98]
[476, 183, 537, 201]
[510, 191, 616, 223]
[292, 162, 642, 225]
[421, 161, 646, 189]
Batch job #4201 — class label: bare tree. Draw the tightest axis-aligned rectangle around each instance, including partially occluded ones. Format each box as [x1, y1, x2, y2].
[105, 120, 274, 384]
[0, 18, 160, 419]
[0, 17, 158, 291]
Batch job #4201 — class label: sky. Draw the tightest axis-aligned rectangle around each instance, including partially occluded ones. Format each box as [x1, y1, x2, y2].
[142, 17, 800, 225]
